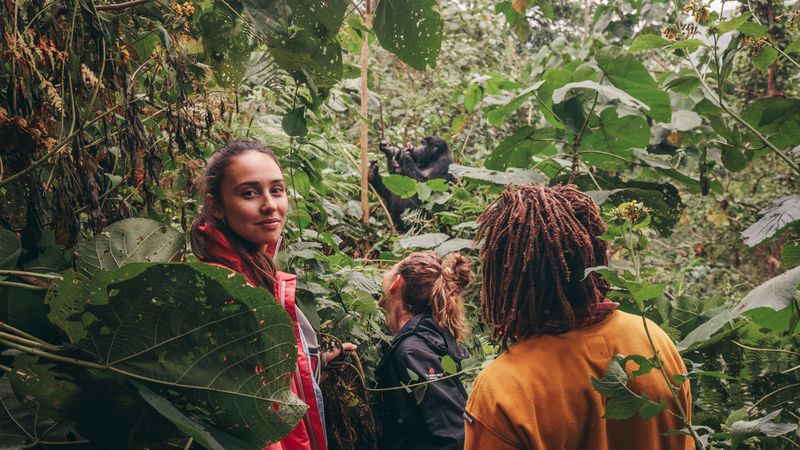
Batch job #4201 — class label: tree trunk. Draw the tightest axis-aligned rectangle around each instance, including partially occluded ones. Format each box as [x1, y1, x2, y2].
[766, 0, 778, 97]
[360, 0, 372, 223]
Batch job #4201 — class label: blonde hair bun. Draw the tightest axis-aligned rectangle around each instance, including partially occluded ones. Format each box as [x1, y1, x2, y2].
[443, 253, 473, 291]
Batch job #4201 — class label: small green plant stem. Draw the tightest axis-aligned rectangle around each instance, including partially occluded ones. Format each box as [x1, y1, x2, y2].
[0, 363, 11, 373]
[731, 340, 800, 357]
[182, 437, 194, 450]
[747, 382, 800, 413]
[95, 0, 153, 11]
[0, 270, 62, 280]
[570, 85, 602, 182]
[0, 331, 60, 352]
[639, 315, 702, 445]
[0, 339, 107, 371]
[0, 323, 50, 345]
[0, 281, 46, 291]
[361, 366, 481, 393]
[686, 56, 800, 177]
[624, 221, 703, 448]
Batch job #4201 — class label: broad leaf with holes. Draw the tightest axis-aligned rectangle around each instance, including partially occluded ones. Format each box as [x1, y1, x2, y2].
[243, 0, 347, 91]
[373, 0, 443, 71]
[75, 218, 184, 277]
[58, 263, 306, 446]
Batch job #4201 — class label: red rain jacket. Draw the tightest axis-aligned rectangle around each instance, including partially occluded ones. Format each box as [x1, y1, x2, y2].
[197, 222, 327, 450]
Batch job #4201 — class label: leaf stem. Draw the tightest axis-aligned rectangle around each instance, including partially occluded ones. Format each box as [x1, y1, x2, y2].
[747, 382, 800, 413]
[0, 270, 62, 280]
[731, 340, 800, 357]
[95, 0, 153, 11]
[624, 220, 703, 448]
[0, 281, 46, 291]
[0, 331, 60, 352]
[686, 56, 800, 176]
[364, 366, 481, 392]
[0, 323, 50, 345]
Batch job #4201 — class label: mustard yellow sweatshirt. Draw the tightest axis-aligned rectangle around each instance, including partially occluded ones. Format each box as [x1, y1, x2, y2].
[464, 310, 694, 450]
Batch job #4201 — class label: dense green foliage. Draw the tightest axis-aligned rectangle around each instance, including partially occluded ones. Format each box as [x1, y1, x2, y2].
[1, 0, 799, 448]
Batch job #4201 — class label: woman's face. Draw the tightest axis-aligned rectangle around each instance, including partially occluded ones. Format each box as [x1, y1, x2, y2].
[210, 151, 288, 249]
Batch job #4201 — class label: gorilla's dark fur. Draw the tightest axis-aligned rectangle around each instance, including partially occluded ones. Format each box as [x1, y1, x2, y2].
[368, 136, 454, 230]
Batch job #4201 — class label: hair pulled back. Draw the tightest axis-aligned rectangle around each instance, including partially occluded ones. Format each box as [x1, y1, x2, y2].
[475, 184, 609, 348]
[396, 252, 473, 341]
[190, 141, 280, 293]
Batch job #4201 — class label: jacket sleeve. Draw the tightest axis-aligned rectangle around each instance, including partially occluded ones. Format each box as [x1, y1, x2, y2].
[393, 345, 467, 450]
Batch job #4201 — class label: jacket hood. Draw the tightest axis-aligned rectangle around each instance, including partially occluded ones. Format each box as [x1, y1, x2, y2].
[196, 220, 282, 285]
[390, 314, 468, 362]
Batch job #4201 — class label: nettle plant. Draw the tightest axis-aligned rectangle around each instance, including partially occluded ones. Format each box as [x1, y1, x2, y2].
[587, 201, 701, 444]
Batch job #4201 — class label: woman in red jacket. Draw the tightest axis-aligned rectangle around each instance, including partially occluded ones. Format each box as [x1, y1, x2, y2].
[190, 140, 352, 450]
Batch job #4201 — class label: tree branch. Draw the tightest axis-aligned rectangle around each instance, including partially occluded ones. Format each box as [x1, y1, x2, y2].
[95, 0, 153, 11]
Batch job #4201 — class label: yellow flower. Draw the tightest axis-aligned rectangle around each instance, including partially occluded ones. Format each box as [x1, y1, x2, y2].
[182, 1, 195, 16]
[612, 201, 650, 225]
[173, 2, 183, 16]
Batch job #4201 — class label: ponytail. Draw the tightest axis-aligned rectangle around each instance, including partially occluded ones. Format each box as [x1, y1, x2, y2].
[397, 252, 473, 341]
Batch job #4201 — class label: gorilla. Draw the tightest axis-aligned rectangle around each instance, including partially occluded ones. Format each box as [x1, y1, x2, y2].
[368, 136, 455, 230]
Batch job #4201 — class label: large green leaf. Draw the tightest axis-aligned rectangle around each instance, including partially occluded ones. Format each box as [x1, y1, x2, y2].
[0, 228, 21, 278]
[483, 82, 543, 127]
[198, 5, 255, 87]
[553, 81, 649, 111]
[57, 263, 307, 446]
[628, 34, 670, 52]
[595, 46, 672, 123]
[580, 108, 649, 170]
[486, 126, 557, 170]
[383, 174, 418, 199]
[742, 98, 800, 150]
[133, 381, 252, 450]
[45, 269, 94, 344]
[449, 164, 548, 185]
[373, 0, 443, 71]
[0, 375, 81, 448]
[399, 233, 449, 249]
[741, 194, 800, 247]
[678, 266, 800, 350]
[717, 12, 752, 35]
[75, 218, 184, 277]
[244, 0, 347, 91]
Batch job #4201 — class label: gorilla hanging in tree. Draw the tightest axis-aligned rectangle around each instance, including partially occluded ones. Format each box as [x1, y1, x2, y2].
[368, 136, 455, 231]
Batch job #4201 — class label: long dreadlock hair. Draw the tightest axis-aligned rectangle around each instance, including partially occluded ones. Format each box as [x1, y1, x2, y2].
[475, 184, 610, 348]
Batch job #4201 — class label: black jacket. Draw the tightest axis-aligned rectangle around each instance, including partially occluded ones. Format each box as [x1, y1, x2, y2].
[375, 314, 469, 450]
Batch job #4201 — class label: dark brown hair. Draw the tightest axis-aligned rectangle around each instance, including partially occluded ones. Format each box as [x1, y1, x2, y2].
[190, 141, 280, 293]
[396, 252, 473, 341]
[475, 184, 609, 348]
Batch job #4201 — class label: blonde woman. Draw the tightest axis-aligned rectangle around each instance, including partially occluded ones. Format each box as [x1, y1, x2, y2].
[375, 252, 473, 450]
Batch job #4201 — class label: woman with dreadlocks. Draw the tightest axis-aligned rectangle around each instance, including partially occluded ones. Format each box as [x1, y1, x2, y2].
[375, 252, 473, 450]
[463, 184, 693, 450]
